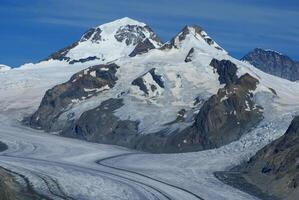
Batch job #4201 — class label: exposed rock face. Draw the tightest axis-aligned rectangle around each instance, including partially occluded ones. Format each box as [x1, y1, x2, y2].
[185, 48, 195, 63]
[131, 60, 263, 153]
[131, 68, 164, 97]
[80, 27, 103, 43]
[47, 42, 79, 62]
[242, 48, 299, 81]
[190, 73, 262, 149]
[129, 38, 156, 57]
[115, 25, 161, 46]
[210, 58, 238, 85]
[26, 63, 119, 131]
[183, 60, 263, 150]
[69, 56, 100, 64]
[63, 98, 139, 148]
[238, 116, 299, 200]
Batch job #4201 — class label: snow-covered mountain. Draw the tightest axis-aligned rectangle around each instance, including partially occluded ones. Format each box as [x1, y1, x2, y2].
[2, 17, 299, 200]
[0, 64, 11, 72]
[16, 18, 299, 153]
[19, 18, 162, 70]
[46, 17, 162, 65]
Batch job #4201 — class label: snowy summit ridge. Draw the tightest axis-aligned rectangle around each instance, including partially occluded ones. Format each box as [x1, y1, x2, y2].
[14, 17, 299, 155]
[44, 17, 163, 65]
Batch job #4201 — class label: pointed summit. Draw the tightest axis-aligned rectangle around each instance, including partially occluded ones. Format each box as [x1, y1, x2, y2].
[161, 25, 226, 53]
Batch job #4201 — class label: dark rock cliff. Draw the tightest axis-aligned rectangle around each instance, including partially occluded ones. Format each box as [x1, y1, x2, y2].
[26, 63, 119, 131]
[62, 98, 139, 148]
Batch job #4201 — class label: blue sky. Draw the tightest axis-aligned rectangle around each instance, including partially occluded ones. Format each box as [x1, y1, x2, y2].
[1, 0, 299, 67]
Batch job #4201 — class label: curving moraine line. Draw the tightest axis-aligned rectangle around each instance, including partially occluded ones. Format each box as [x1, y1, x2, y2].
[0, 155, 171, 200]
[97, 153, 205, 200]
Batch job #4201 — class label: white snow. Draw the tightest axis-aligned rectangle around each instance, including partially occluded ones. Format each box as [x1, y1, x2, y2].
[65, 17, 161, 64]
[90, 70, 96, 77]
[0, 64, 11, 72]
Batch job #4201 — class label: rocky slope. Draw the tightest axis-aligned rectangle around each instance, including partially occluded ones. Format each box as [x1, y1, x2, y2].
[24, 18, 283, 153]
[242, 48, 299, 81]
[26, 63, 119, 131]
[234, 116, 299, 200]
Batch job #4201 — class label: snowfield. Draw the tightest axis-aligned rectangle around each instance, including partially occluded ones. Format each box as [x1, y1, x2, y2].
[0, 64, 11, 72]
[1, 17, 299, 199]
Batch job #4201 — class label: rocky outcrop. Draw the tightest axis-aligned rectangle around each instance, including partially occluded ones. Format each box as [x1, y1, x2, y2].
[26, 63, 119, 131]
[210, 58, 238, 85]
[69, 56, 100, 64]
[115, 25, 162, 46]
[189, 73, 263, 149]
[62, 98, 139, 148]
[129, 38, 156, 57]
[237, 116, 299, 200]
[242, 48, 299, 81]
[131, 68, 164, 97]
[46, 41, 79, 62]
[131, 60, 263, 153]
[179, 60, 263, 150]
[185, 48, 195, 62]
[80, 27, 103, 43]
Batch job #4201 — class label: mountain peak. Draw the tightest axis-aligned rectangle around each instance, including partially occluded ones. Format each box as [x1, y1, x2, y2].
[161, 24, 226, 53]
[47, 17, 162, 64]
[252, 48, 284, 56]
[242, 48, 299, 81]
[97, 17, 146, 29]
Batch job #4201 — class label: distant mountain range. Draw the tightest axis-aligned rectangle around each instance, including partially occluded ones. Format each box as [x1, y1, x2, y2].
[242, 48, 299, 81]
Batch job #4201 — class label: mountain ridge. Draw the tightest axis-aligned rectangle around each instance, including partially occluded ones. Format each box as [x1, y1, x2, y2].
[242, 48, 299, 81]
[21, 18, 291, 153]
